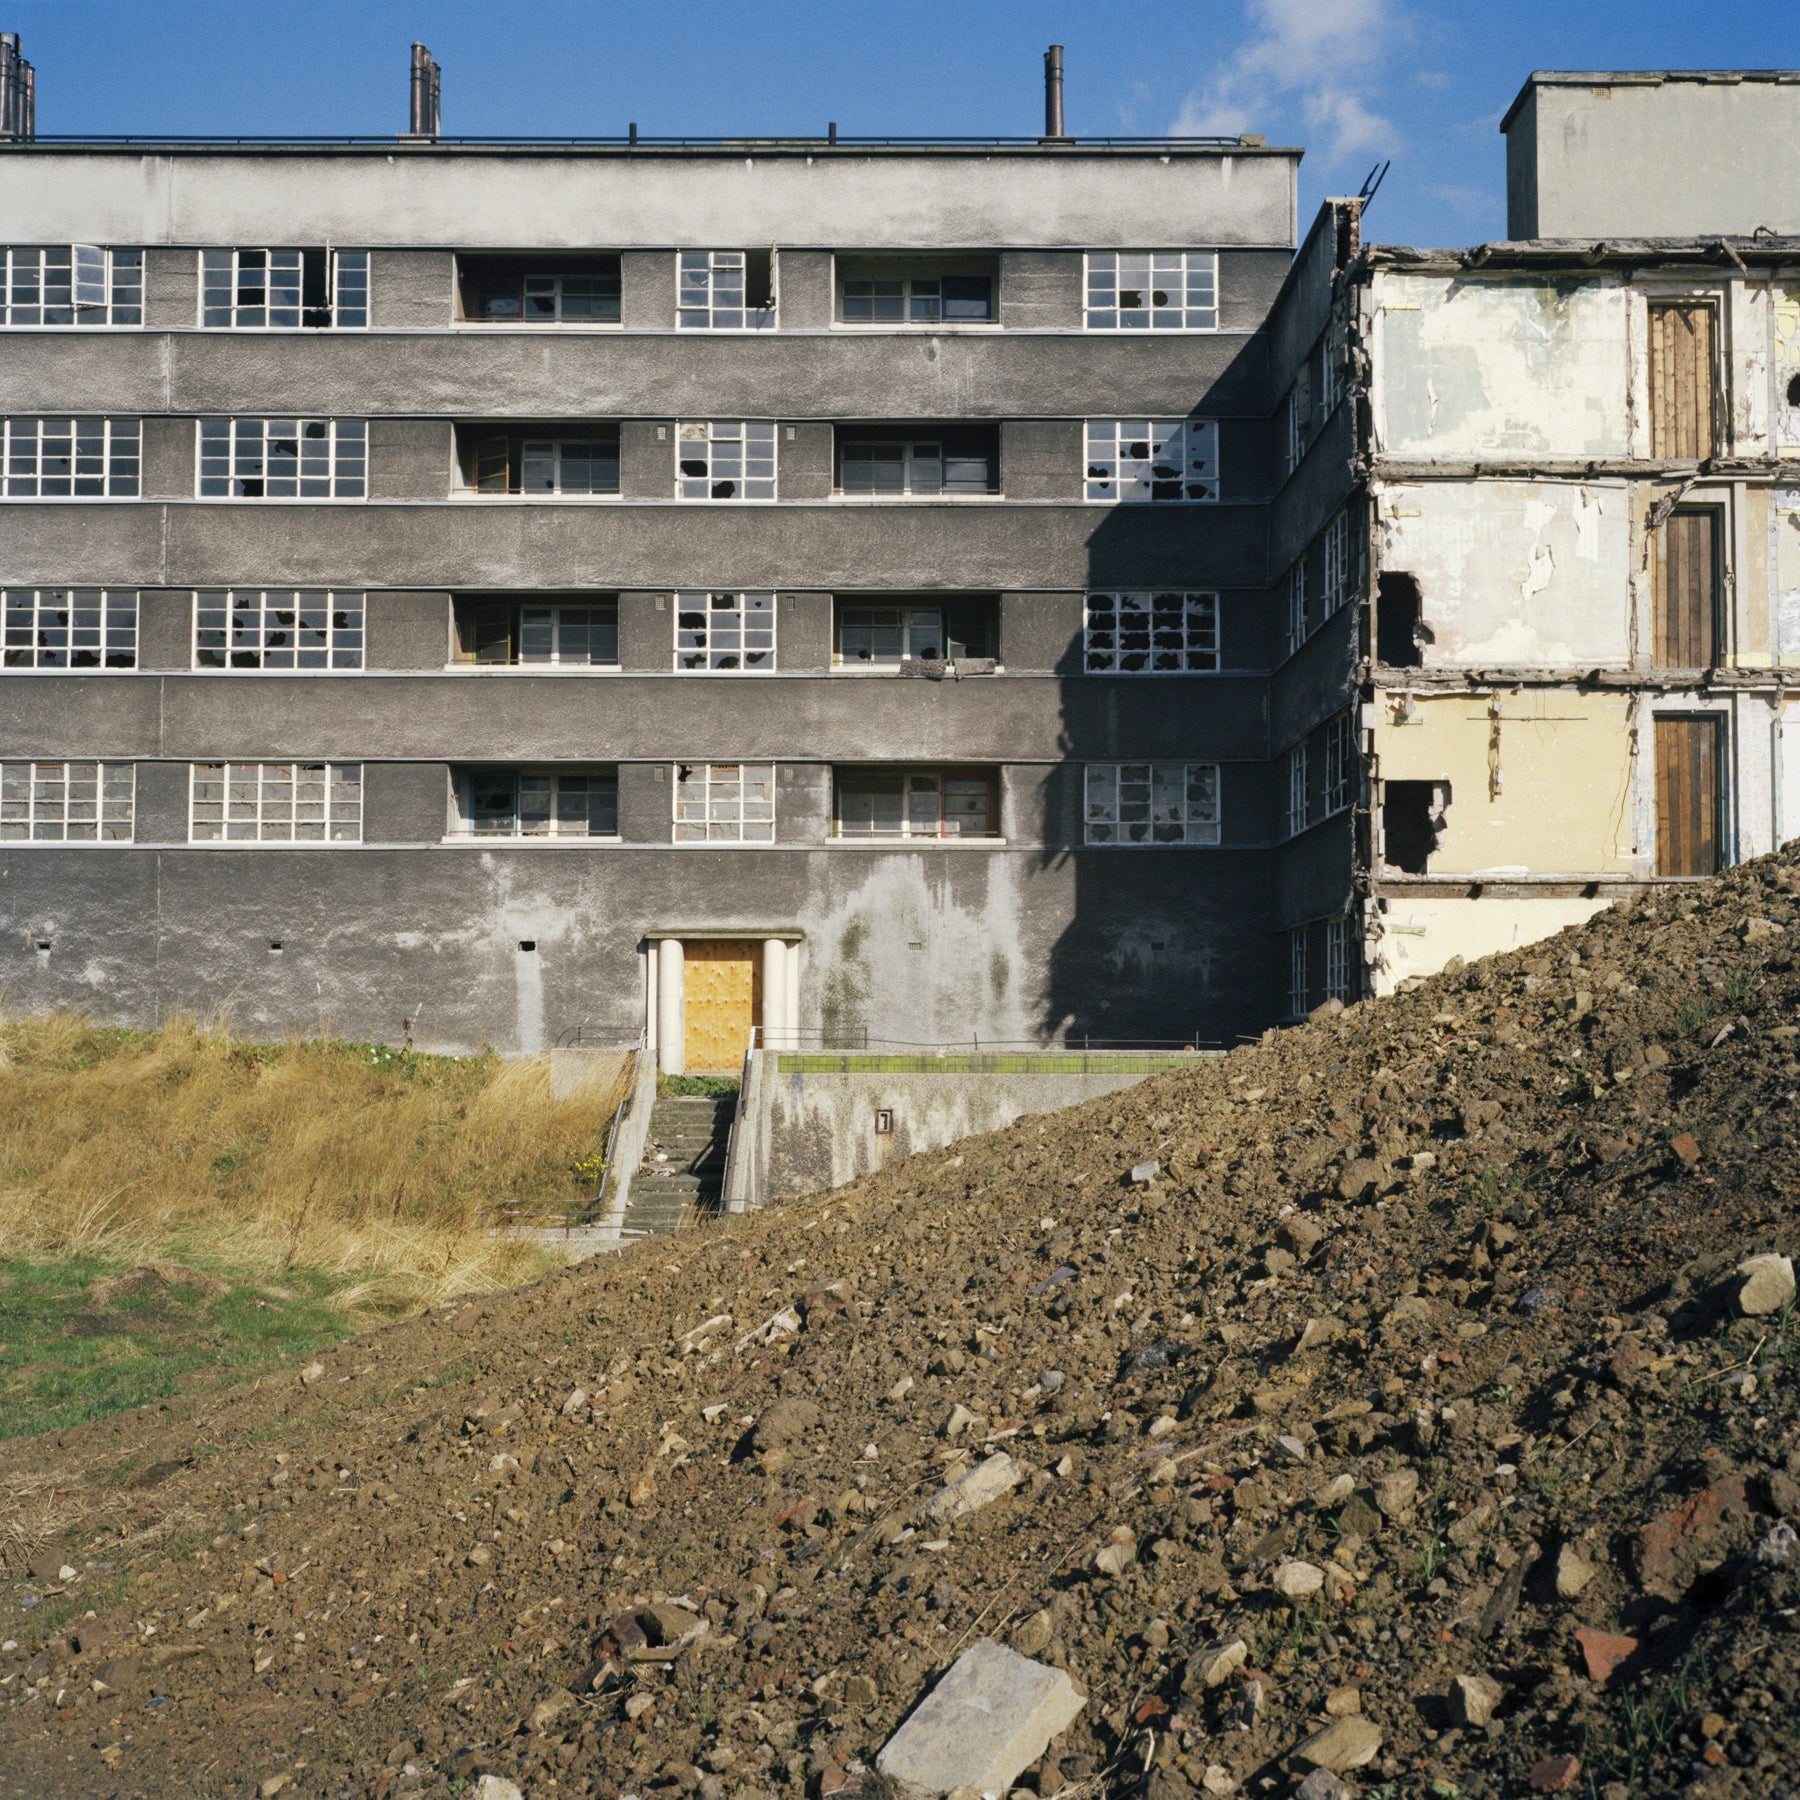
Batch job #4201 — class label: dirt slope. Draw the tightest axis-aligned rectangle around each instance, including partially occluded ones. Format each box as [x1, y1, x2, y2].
[4, 853, 1800, 1800]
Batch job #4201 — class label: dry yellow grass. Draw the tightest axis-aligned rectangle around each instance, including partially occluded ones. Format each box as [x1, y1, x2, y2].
[0, 1010, 634, 1316]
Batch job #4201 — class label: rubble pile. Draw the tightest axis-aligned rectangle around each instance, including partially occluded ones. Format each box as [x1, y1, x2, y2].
[5, 851, 1800, 1800]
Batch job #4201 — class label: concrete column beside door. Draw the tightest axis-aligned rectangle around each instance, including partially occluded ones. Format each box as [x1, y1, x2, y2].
[761, 938, 787, 1048]
[657, 938, 685, 1075]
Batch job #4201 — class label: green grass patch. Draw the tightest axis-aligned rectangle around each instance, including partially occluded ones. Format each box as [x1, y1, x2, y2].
[774, 1052, 1210, 1075]
[0, 1256, 357, 1440]
[661, 1073, 741, 1097]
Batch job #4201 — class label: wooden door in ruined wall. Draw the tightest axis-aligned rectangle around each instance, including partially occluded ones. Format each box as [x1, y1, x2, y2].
[1648, 301, 1716, 460]
[1654, 716, 1722, 878]
[683, 941, 762, 1073]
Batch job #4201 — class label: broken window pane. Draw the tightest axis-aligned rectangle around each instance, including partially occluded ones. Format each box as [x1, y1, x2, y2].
[188, 762, 361, 843]
[198, 418, 364, 499]
[677, 251, 776, 330]
[193, 590, 364, 671]
[1083, 762, 1220, 845]
[1084, 419, 1218, 503]
[1085, 252, 1217, 331]
[1083, 592, 1218, 673]
[2, 588, 137, 669]
[674, 591, 776, 671]
[673, 762, 777, 842]
[676, 421, 777, 500]
[0, 760, 134, 841]
[201, 248, 368, 329]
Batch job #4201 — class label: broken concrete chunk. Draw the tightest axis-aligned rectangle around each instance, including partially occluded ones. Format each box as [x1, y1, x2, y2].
[1290, 1716, 1382, 1773]
[1296, 1316, 1345, 1353]
[1373, 1469, 1419, 1517]
[1010, 1609, 1054, 1658]
[1270, 1560, 1324, 1598]
[1734, 1253, 1795, 1317]
[925, 1453, 1025, 1523]
[1449, 1672, 1505, 1728]
[1182, 1637, 1248, 1691]
[1278, 1214, 1324, 1258]
[1093, 1539, 1136, 1577]
[941, 1404, 978, 1441]
[875, 1639, 1084, 1800]
[1129, 1160, 1161, 1185]
[559, 1388, 589, 1417]
[751, 1397, 820, 1451]
[1553, 1542, 1594, 1598]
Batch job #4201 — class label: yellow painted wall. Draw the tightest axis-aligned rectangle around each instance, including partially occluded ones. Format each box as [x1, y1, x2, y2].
[1373, 894, 1616, 994]
[1375, 690, 1635, 874]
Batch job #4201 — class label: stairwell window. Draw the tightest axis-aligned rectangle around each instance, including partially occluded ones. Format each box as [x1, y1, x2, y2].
[200, 249, 368, 329]
[678, 251, 776, 330]
[676, 592, 776, 671]
[1084, 419, 1219, 503]
[674, 762, 776, 843]
[1084, 762, 1220, 845]
[1288, 926, 1309, 1018]
[198, 418, 365, 499]
[1286, 742, 1311, 837]
[1285, 562, 1308, 657]
[460, 769, 619, 839]
[1083, 592, 1218, 673]
[189, 762, 362, 842]
[2, 417, 139, 497]
[3, 589, 137, 668]
[677, 422, 777, 500]
[1324, 710, 1355, 816]
[1085, 252, 1217, 331]
[193, 591, 364, 671]
[1323, 507, 1354, 612]
[834, 768, 999, 840]
[1325, 913, 1356, 1003]
[2, 247, 142, 325]
[1, 761, 134, 841]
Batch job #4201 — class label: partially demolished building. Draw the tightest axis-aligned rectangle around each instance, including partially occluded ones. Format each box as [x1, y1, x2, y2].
[4, 54, 1800, 1058]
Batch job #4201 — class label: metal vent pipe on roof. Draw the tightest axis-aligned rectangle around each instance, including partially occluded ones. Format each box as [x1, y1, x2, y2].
[1, 32, 35, 141]
[409, 42, 441, 138]
[1044, 44, 1066, 138]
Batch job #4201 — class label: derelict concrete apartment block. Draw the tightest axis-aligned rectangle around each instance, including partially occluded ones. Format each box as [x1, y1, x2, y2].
[0, 127, 1303, 1062]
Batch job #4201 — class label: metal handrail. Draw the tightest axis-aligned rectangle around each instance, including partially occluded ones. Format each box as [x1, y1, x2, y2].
[10, 133, 1257, 151]
[584, 1028, 646, 1233]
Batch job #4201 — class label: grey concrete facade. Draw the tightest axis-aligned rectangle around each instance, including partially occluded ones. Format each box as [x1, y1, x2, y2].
[1, 134, 1309, 1058]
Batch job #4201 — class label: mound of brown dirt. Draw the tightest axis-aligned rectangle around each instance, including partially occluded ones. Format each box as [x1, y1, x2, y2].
[88, 1263, 231, 1306]
[4, 853, 1800, 1800]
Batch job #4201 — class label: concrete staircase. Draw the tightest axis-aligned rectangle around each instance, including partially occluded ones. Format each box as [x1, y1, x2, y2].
[621, 1092, 735, 1237]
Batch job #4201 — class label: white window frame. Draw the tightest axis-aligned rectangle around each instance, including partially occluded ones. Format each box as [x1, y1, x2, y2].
[833, 768, 999, 841]
[458, 769, 620, 841]
[1285, 562, 1308, 657]
[197, 418, 367, 500]
[199, 248, 369, 330]
[1324, 914, 1355, 1004]
[518, 438, 620, 496]
[468, 269, 622, 326]
[1324, 508, 1353, 612]
[3, 588, 137, 670]
[517, 603, 619, 666]
[1084, 419, 1219, 504]
[834, 603, 945, 669]
[1286, 741, 1311, 838]
[1289, 927, 1310, 1018]
[1, 246, 143, 327]
[677, 251, 776, 331]
[188, 762, 363, 843]
[1084, 251, 1218, 332]
[1083, 762, 1221, 846]
[1083, 592, 1219, 674]
[1, 417, 140, 498]
[837, 439, 995, 499]
[1282, 391, 1303, 477]
[838, 273, 994, 327]
[193, 591, 365, 672]
[1, 761, 134, 842]
[673, 762, 776, 843]
[1324, 710, 1355, 816]
[675, 591, 777, 671]
[1318, 324, 1343, 419]
[676, 422, 777, 501]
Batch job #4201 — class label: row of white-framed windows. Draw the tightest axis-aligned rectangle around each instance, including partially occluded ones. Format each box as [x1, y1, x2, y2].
[1324, 710, 1356, 815]
[194, 591, 364, 671]
[678, 251, 775, 331]
[674, 761, 776, 842]
[1084, 419, 1220, 504]
[1289, 927, 1309, 1020]
[1083, 592, 1218, 673]
[200, 249, 368, 329]
[2, 247, 142, 325]
[678, 421, 777, 500]
[3, 589, 137, 668]
[462, 769, 618, 839]
[1325, 913, 1356, 1003]
[189, 762, 362, 842]
[1286, 741, 1311, 837]
[1084, 252, 1218, 331]
[1, 417, 140, 497]
[676, 592, 776, 671]
[198, 418, 366, 499]
[1083, 762, 1221, 845]
[1, 761, 134, 841]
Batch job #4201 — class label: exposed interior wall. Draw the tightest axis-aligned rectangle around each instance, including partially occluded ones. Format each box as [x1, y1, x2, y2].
[1373, 689, 1636, 875]
[1376, 479, 1631, 666]
[1371, 893, 1615, 994]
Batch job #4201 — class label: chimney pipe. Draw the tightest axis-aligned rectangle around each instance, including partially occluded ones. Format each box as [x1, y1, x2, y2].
[1, 32, 35, 141]
[409, 42, 441, 138]
[1044, 44, 1065, 139]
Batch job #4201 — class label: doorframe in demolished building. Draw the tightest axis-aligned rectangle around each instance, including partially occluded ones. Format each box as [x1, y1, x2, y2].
[643, 928, 804, 1076]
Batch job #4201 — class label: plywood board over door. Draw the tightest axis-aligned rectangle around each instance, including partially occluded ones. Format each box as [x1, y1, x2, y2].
[1648, 300, 1716, 460]
[683, 940, 761, 1073]
[1654, 715, 1722, 877]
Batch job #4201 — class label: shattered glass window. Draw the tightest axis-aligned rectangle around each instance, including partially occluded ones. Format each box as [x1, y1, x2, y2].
[1085, 252, 1217, 331]
[676, 422, 777, 500]
[198, 418, 366, 499]
[193, 591, 364, 671]
[674, 762, 777, 843]
[1084, 419, 1218, 503]
[200, 249, 368, 329]
[2, 589, 137, 668]
[1083, 593, 1218, 673]
[1083, 762, 1220, 845]
[675, 592, 776, 671]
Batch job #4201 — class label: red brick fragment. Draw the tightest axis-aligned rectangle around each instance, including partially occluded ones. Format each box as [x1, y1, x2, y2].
[1669, 1132, 1701, 1167]
[1574, 1626, 1639, 1684]
[1530, 1754, 1581, 1792]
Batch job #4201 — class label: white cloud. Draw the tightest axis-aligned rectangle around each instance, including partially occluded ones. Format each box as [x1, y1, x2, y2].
[1171, 0, 1402, 166]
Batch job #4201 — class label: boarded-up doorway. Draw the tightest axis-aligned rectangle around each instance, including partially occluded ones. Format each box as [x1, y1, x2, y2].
[1653, 508, 1720, 667]
[1648, 301, 1716, 460]
[1654, 715, 1723, 877]
[683, 940, 762, 1073]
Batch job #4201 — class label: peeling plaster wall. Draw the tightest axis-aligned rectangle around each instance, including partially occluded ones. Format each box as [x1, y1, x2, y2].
[1374, 690, 1636, 875]
[1371, 894, 1615, 995]
[1372, 274, 1632, 460]
[1376, 479, 1630, 667]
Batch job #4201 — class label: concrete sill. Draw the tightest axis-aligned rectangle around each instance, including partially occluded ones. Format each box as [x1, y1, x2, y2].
[825, 836, 1008, 848]
[827, 494, 1006, 504]
[439, 664, 624, 674]
[441, 836, 624, 847]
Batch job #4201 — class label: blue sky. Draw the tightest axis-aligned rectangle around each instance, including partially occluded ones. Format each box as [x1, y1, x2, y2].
[8, 0, 1796, 244]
